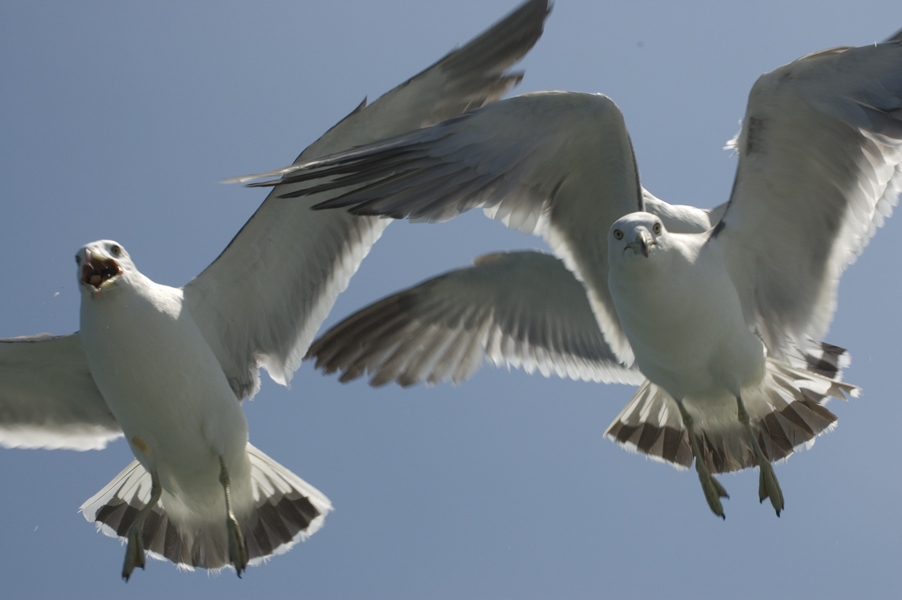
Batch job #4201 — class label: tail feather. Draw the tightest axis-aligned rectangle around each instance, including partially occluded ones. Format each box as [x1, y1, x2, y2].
[803, 342, 850, 379]
[80, 443, 332, 571]
[242, 444, 331, 564]
[604, 381, 693, 469]
[605, 358, 856, 474]
[786, 338, 852, 380]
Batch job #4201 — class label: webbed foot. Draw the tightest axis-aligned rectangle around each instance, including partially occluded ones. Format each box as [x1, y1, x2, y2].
[758, 460, 784, 516]
[697, 465, 730, 519]
[122, 524, 146, 582]
[120, 471, 161, 582]
[675, 399, 729, 519]
[227, 513, 249, 577]
[736, 394, 785, 517]
[220, 456, 249, 577]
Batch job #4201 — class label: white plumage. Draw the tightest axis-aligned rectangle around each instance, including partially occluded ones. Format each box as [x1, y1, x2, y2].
[0, 0, 550, 577]
[263, 27, 902, 517]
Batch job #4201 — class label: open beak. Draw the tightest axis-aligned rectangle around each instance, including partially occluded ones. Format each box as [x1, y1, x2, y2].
[80, 249, 122, 296]
[626, 230, 652, 258]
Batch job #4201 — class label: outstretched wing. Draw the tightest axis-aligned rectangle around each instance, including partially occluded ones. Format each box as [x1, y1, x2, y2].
[183, 0, 550, 399]
[307, 250, 643, 387]
[716, 40, 902, 357]
[242, 91, 646, 366]
[0, 333, 121, 450]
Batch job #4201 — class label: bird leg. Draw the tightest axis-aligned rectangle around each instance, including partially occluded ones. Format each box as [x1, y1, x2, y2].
[122, 471, 162, 582]
[676, 399, 729, 519]
[736, 395, 784, 516]
[219, 457, 249, 577]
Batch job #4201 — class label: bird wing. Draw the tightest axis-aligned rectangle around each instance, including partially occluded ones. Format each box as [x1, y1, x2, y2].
[241, 91, 646, 366]
[307, 250, 644, 387]
[0, 333, 121, 450]
[183, 0, 550, 399]
[715, 40, 902, 356]
[642, 189, 726, 233]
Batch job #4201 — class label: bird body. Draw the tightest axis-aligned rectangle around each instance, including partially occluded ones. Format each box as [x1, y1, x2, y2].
[0, 0, 551, 576]
[73, 240, 331, 575]
[274, 26, 900, 517]
[607, 215, 766, 404]
[78, 241, 252, 529]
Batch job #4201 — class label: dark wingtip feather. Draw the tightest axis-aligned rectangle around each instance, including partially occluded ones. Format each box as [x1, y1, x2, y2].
[437, 0, 550, 79]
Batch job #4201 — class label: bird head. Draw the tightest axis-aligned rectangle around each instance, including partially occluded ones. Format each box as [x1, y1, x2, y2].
[76, 240, 131, 298]
[609, 212, 666, 263]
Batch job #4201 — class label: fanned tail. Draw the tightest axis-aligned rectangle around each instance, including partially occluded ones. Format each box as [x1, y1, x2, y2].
[79, 443, 332, 571]
[604, 380, 693, 469]
[241, 444, 332, 563]
[605, 358, 857, 474]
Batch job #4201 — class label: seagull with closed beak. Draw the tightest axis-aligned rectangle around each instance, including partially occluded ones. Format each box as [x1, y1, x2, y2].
[245, 23, 901, 518]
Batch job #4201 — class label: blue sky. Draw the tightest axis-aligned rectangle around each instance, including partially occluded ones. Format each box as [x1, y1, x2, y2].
[1, 1, 900, 598]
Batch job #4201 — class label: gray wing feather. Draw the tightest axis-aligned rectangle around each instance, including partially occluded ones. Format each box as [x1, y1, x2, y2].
[0, 333, 121, 450]
[718, 40, 902, 356]
[245, 91, 646, 366]
[184, 0, 550, 399]
[307, 250, 643, 387]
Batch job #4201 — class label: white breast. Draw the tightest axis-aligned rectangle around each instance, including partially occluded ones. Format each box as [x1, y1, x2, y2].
[609, 233, 765, 400]
[78, 274, 248, 482]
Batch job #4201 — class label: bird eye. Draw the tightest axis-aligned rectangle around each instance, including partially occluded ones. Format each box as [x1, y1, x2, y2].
[75, 254, 81, 265]
[110, 244, 122, 258]
[613, 229, 623, 240]
[653, 222, 661, 234]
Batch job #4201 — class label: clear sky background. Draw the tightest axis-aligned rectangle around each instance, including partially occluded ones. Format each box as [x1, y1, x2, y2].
[1, 1, 901, 598]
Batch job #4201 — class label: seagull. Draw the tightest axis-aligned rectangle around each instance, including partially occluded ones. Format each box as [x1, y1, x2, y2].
[0, 0, 549, 579]
[239, 27, 902, 518]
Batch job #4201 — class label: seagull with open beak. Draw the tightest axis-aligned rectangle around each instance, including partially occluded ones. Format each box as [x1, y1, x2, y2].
[79, 247, 124, 298]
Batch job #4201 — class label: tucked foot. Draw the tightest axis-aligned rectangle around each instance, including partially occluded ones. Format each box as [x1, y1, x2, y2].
[227, 514, 249, 577]
[122, 525, 146, 582]
[758, 460, 784, 516]
[697, 467, 730, 519]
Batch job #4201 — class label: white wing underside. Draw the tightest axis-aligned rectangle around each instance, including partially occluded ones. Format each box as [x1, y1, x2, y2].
[238, 40, 902, 370]
[243, 92, 733, 371]
[307, 250, 643, 387]
[0, 334, 121, 450]
[184, 0, 550, 400]
[248, 92, 647, 366]
[229, 31, 902, 484]
[719, 41, 902, 358]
